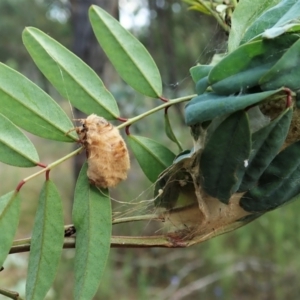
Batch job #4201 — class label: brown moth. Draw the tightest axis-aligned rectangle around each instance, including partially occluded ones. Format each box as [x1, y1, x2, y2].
[76, 114, 130, 188]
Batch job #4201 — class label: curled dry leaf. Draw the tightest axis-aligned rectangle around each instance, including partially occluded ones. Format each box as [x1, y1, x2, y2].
[76, 114, 130, 188]
[154, 142, 253, 247]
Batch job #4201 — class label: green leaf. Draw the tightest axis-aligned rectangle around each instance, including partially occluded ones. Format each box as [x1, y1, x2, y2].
[185, 90, 280, 125]
[190, 65, 213, 83]
[22, 27, 119, 120]
[260, 0, 300, 39]
[89, 5, 162, 98]
[195, 77, 209, 95]
[127, 135, 176, 183]
[241, 140, 300, 212]
[0, 113, 39, 167]
[183, 0, 211, 15]
[262, 23, 300, 39]
[200, 111, 251, 204]
[274, 0, 300, 27]
[0, 63, 77, 142]
[238, 0, 292, 44]
[239, 108, 292, 191]
[228, 0, 280, 51]
[260, 38, 300, 91]
[209, 35, 297, 94]
[72, 163, 111, 300]
[26, 181, 64, 300]
[0, 191, 21, 267]
[164, 112, 182, 152]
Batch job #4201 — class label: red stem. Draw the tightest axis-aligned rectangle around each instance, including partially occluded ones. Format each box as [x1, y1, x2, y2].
[125, 125, 131, 136]
[16, 180, 25, 192]
[36, 162, 47, 168]
[117, 116, 128, 122]
[164, 105, 171, 114]
[46, 170, 50, 181]
[284, 87, 292, 108]
[159, 96, 169, 102]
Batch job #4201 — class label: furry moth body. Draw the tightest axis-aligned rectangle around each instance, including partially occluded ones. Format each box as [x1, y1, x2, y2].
[76, 114, 130, 188]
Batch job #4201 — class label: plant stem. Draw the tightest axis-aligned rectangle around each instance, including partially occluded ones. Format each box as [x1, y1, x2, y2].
[0, 288, 24, 300]
[112, 214, 163, 224]
[22, 147, 83, 184]
[117, 94, 196, 130]
[10, 235, 188, 254]
[111, 236, 177, 248]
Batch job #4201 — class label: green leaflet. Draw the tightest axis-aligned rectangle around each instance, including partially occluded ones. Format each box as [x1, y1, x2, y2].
[72, 163, 111, 300]
[127, 135, 176, 183]
[183, 0, 211, 15]
[239, 0, 292, 44]
[200, 111, 251, 204]
[190, 65, 213, 83]
[274, 0, 300, 27]
[89, 5, 162, 98]
[185, 90, 280, 125]
[190, 65, 212, 95]
[0, 191, 21, 267]
[26, 181, 64, 300]
[164, 112, 183, 152]
[0, 113, 39, 167]
[22, 27, 119, 120]
[209, 35, 298, 95]
[261, 0, 300, 39]
[0, 63, 77, 142]
[195, 77, 209, 95]
[262, 23, 300, 39]
[239, 108, 292, 191]
[228, 0, 280, 51]
[241, 141, 300, 213]
[260, 38, 300, 91]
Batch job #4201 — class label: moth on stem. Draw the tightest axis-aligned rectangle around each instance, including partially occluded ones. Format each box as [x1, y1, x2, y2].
[75, 114, 130, 188]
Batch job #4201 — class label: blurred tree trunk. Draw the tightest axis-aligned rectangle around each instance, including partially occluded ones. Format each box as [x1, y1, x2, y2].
[148, 0, 178, 95]
[70, 0, 119, 180]
[147, 0, 185, 123]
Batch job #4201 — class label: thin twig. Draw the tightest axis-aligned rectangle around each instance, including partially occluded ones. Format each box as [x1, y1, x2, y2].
[9, 234, 191, 254]
[112, 214, 163, 224]
[0, 288, 24, 300]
